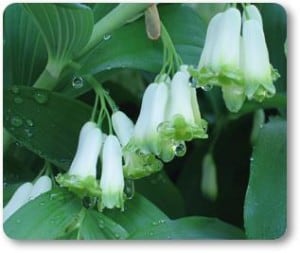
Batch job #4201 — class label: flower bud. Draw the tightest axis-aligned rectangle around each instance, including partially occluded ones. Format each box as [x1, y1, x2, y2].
[99, 135, 125, 210]
[112, 111, 134, 147]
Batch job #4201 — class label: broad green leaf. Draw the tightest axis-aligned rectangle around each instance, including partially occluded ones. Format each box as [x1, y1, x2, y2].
[23, 3, 94, 76]
[78, 4, 206, 75]
[79, 209, 129, 240]
[104, 193, 169, 235]
[130, 216, 245, 239]
[92, 3, 118, 22]
[135, 171, 185, 218]
[3, 4, 47, 87]
[3, 86, 92, 170]
[244, 117, 286, 239]
[4, 188, 82, 239]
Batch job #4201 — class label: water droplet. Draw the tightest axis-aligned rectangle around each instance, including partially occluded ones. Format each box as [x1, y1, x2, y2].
[98, 220, 105, 229]
[50, 193, 59, 200]
[250, 157, 254, 162]
[34, 91, 48, 104]
[114, 233, 120, 239]
[190, 77, 199, 88]
[124, 179, 135, 200]
[103, 34, 111, 41]
[148, 231, 154, 236]
[10, 116, 23, 127]
[152, 221, 158, 226]
[167, 235, 172, 239]
[39, 201, 45, 206]
[173, 142, 186, 157]
[158, 219, 166, 224]
[11, 86, 20, 94]
[26, 119, 34, 127]
[16, 219, 21, 224]
[24, 128, 33, 138]
[201, 84, 213, 91]
[72, 76, 84, 89]
[82, 196, 97, 209]
[14, 96, 23, 104]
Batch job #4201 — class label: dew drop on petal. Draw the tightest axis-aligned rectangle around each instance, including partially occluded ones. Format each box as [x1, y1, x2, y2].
[173, 142, 187, 157]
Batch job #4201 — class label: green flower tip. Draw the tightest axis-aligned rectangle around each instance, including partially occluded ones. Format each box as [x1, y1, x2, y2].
[56, 173, 101, 199]
[98, 190, 125, 212]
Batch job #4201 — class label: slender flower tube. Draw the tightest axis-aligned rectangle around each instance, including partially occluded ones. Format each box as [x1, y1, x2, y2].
[99, 135, 125, 211]
[196, 8, 243, 88]
[3, 182, 33, 222]
[56, 121, 102, 198]
[241, 19, 277, 101]
[158, 66, 207, 161]
[112, 110, 162, 179]
[130, 82, 168, 156]
[29, 176, 52, 201]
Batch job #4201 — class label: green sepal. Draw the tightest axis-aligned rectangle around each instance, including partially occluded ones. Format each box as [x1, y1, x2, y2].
[97, 190, 125, 212]
[122, 145, 163, 179]
[56, 174, 101, 199]
[158, 115, 208, 143]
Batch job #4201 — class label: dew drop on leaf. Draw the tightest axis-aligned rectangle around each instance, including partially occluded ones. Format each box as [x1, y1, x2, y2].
[10, 116, 23, 127]
[103, 34, 111, 41]
[14, 96, 23, 104]
[34, 91, 48, 104]
[26, 119, 34, 127]
[11, 85, 20, 94]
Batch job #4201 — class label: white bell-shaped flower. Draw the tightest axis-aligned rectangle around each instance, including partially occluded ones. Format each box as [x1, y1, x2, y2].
[68, 123, 102, 178]
[241, 19, 276, 101]
[99, 135, 124, 210]
[112, 110, 163, 179]
[112, 111, 134, 147]
[4, 182, 33, 222]
[157, 66, 207, 161]
[197, 8, 242, 88]
[131, 82, 168, 156]
[56, 121, 102, 198]
[28, 176, 52, 201]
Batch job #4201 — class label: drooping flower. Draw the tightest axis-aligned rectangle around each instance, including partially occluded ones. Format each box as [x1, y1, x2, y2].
[197, 7, 243, 88]
[112, 110, 162, 179]
[56, 121, 102, 198]
[99, 135, 125, 211]
[241, 7, 278, 101]
[129, 82, 169, 156]
[29, 175, 52, 201]
[3, 182, 33, 222]
[157, 66, 208, 161]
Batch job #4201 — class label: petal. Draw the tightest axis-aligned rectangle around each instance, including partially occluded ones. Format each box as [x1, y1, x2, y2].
[4, 182, 33, 222]
[29, 176, 52, 200]
[112, 111, 134, 147]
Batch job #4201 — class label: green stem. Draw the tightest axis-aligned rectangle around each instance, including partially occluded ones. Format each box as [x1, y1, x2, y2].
[79, 3, 151, 57]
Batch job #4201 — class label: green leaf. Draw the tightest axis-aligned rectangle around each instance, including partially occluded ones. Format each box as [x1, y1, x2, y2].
[3, 86, 92, 170]
[92, 3, 118, 22]
[135, 171, 185, 218]
[130, 216, 245, 239]
[104, 193, 169, 235]
[4, 188, 82, 239]
[79, 209, 129, 240]
[78, 4, 206, 75]
[23, 3, 94, 76]
[3, 4, 47, 87]
[244, 117, 286, 239]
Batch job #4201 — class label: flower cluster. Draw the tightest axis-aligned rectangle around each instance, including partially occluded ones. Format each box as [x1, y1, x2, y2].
[192, 5, 279, 112]
[56, 64, 207, 211]
[4, 176, 52, 222]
